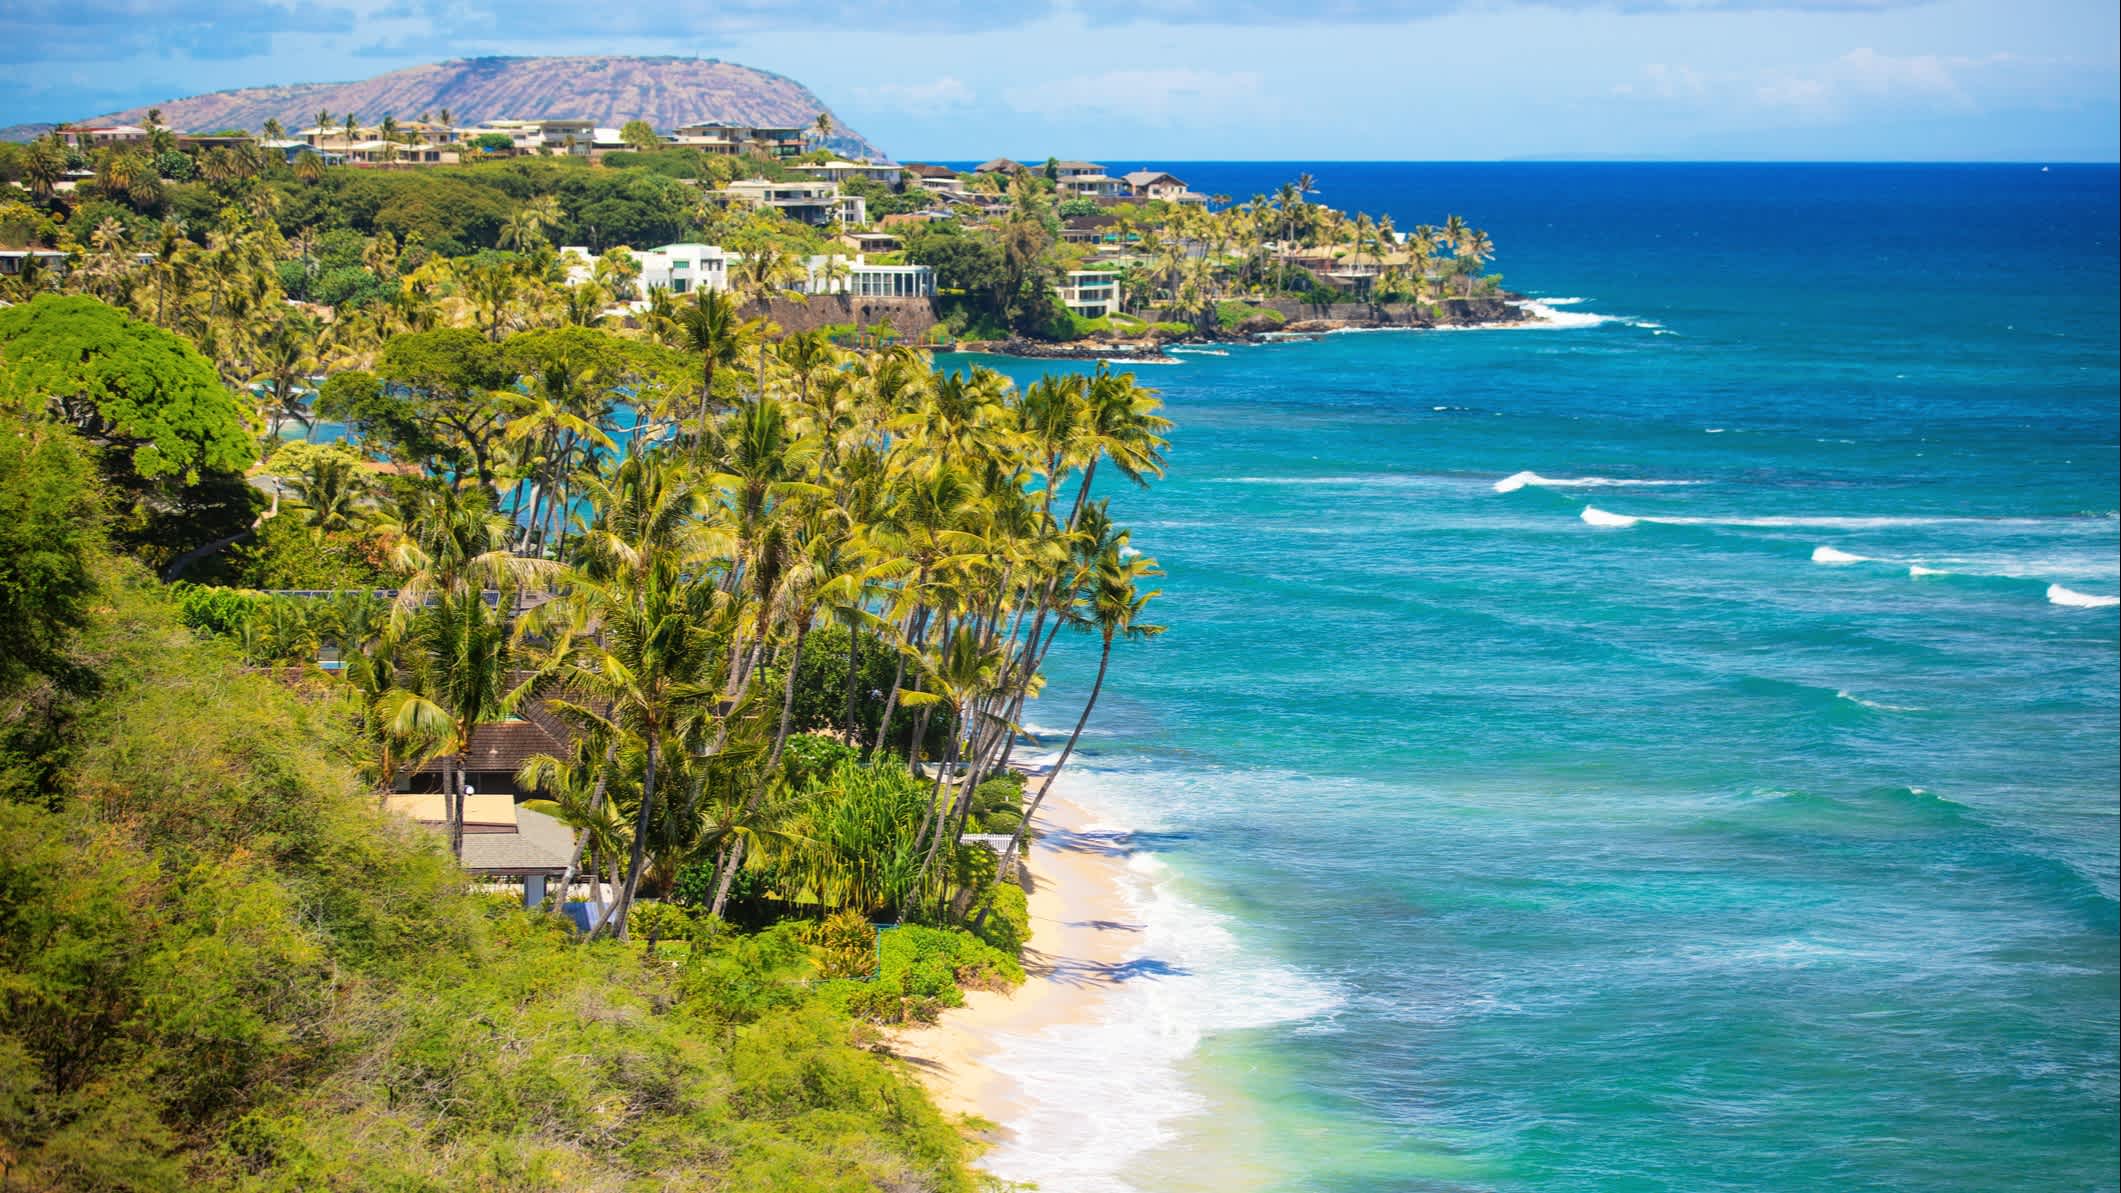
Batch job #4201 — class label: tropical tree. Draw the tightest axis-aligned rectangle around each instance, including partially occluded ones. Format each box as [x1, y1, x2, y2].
[987, 550, 1162, 897]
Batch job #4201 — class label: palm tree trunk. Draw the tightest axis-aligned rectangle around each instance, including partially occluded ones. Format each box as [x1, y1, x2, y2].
[990, 633, 1111, 888]
[842, 623, 862, 742]
[612, 728, 660, 939]
[548, 742, 617, 913]
[769, 615, 811, 768]
[448, 751, 466, 861]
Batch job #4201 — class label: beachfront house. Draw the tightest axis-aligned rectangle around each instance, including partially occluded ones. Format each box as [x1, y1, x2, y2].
[795, 255, 937, 298]
[1052, 160, 1106, 179]
[1057, 269, 1124, 319]
[635, 242, 740, 296]
[973, 157, 1023, 177]
[793, 159, 904, 187]
[718, 179, 866, 227]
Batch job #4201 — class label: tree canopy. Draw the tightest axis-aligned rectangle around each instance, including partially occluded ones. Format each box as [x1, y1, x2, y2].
[0, 294, 251, 484]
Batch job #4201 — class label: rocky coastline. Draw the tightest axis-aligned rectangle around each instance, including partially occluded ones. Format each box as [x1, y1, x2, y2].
[962, 293, 1541, 362]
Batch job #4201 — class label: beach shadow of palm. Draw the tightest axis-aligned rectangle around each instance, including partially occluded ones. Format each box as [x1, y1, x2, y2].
[1027, 948, 1190, 986]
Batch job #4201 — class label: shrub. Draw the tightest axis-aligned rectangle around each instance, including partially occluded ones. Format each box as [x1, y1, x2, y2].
[972, 881, 1031, 956]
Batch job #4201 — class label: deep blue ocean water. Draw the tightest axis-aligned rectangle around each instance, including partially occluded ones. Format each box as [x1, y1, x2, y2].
[943, 163, 2119, 1192]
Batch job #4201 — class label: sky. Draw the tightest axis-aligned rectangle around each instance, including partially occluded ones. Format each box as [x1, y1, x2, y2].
[4, 0, 2117, 160]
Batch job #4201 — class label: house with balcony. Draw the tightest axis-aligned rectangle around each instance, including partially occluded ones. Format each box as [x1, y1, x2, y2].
[1057, 269, 1124, 319]
[1056, 173, 1128, 201]
[670, 122, 805, 159]
[1052, 160, 1106, 180]
[793, 159, 904, 187]
[719, 179, 866, 227]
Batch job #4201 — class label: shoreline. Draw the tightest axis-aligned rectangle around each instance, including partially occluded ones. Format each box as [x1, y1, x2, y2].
[956, 294, 1566, 363]
[886, 785, 1147, 1171]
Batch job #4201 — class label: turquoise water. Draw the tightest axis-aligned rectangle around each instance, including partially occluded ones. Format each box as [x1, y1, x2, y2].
[946, 164, 2119, 1191]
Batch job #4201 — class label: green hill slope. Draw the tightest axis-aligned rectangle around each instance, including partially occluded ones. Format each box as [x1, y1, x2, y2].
[0, 421, 969, 1191]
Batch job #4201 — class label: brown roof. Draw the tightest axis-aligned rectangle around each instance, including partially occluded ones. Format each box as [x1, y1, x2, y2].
[415, 716, 566, 777]
[902, 163, 958, 178]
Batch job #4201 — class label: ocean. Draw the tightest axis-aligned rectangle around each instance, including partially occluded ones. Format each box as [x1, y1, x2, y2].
[942, 163, 2120, 1192]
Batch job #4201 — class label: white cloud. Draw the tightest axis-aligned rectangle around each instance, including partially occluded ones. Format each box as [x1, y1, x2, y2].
[856, 75, 976, 114]
[1754, 48, 1972, 114]
[1002, 68, 1268, 124]
[1614, 48, 2035, 119]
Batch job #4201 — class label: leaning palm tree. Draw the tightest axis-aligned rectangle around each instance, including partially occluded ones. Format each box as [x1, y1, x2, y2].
[987, 550, 1163, 895]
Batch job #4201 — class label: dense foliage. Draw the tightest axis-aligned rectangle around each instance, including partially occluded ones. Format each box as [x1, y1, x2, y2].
[0, 121, 1214, 1190]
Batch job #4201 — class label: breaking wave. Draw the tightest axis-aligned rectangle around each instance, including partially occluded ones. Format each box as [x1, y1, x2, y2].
[2047, 584, 2120, 608]
[1493, 470, 1702, 494]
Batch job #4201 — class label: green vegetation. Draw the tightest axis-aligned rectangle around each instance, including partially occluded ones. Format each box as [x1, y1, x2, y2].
[3, 126, 1175, 1180]
[0, 560, 981, 1188]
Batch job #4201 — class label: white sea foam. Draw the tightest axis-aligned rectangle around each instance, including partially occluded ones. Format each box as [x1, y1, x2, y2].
[1493, 470, 1702, 494]
[1536, 296, 1589, 305]
[2047, 584, 2121, 608]
[1836, 690, 1924, 712]
[975, 771, 1341, 1192]
[1909, 565, 1949, 577]
[1811, 546, 1869, 565]
[1580, 506, 1640, 528]
[1589, 509, 2058, 530]
[1511, 299, 1616, 329]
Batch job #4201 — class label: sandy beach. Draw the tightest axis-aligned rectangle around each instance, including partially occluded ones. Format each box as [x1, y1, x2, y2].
[888, 783, 1143, 1148]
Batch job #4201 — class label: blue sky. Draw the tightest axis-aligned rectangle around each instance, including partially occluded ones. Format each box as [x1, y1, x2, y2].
[5, 0, 2116, 160]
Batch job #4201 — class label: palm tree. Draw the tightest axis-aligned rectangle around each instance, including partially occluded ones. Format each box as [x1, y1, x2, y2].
[289, 453, 368, 532]
[552, 521, 723, 934]
[987, 551, 1162, 895]
[388, 587, 536, 860]
[263, 117, 284, 141]
[665, 287, 751, 438]
[253, 313, 319, 442]
[22, 137, 66, 201]
[292, 149, 325, 183]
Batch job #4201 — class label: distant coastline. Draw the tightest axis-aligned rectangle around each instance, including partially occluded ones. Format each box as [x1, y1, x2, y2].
[961, 292, 1545, 362]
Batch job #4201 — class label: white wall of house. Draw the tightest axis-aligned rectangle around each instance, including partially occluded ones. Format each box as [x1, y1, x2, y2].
[635, 243, 738, 297]
[1057, 269, 1123, 318]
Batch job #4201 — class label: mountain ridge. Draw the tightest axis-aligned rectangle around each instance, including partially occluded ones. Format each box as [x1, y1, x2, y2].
[49, 55, 885, 159]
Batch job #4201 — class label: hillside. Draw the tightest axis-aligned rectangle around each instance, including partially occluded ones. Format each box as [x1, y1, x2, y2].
[77, 55, 886, 159]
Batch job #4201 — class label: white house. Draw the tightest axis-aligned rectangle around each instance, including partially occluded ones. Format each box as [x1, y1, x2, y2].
[795, 255, 936, 298]
[634, 243, 740, 297]
[1056, 174, 1128, 200]
[720, 179, 866, 227]
[1056, 269, 1123, 319]
[792, 159, 904, 187]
